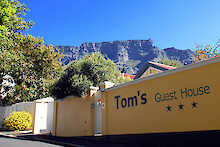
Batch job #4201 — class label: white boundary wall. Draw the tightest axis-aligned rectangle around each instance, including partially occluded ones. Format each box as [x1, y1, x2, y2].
[0, 102, 34, 127]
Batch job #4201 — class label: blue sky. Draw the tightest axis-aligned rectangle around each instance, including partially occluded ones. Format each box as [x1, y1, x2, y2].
[23, 0, 220, 50]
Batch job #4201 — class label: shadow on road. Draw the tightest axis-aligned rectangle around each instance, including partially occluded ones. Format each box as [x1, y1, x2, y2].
[2, 130, 220, 147]
[0, 134, 129, 147]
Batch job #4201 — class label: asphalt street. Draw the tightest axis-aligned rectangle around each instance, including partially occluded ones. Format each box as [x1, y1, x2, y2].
[0, 135, 125, 147]
[0, 135, 62, 147]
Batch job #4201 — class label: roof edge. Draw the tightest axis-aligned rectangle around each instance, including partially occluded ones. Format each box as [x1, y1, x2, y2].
[103, 56, 220, 92]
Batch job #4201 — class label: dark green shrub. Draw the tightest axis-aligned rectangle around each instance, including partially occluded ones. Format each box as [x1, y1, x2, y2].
[51, 53, 126, 99]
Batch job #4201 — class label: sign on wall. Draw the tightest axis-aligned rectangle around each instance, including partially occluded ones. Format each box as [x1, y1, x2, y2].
[114, 85, 211, 111]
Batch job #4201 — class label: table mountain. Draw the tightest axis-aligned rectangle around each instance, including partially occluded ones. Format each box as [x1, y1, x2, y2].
[57, 39, 194, 74]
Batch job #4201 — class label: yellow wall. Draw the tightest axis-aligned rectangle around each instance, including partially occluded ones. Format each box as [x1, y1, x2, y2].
[102, 60, 220, 135]
[54, 96, 94, 137]
[143, 67, 161, 78]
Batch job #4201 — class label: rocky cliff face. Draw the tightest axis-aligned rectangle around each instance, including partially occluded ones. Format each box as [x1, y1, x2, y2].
[164, 47, 194, 65]
[57, 39, 194, 74]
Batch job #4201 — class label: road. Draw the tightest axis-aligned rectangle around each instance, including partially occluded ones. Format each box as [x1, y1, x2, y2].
[0, 135, 62, 147]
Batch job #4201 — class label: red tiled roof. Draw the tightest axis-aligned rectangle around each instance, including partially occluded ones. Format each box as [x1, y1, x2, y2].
[122, 73, 136, 80]
[148, 61, 176, 70]
[208, 55, 218, 59]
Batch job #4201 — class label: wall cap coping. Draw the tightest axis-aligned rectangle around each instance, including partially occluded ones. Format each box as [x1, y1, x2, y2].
[89, 86, 99, 90]
[99, 81, 115, 87]
[35, 97, 54, 103]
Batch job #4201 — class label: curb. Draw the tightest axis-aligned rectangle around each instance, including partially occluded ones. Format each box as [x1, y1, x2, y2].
[0, 132, 16, 138]
[0, 131, 85, 147]
[0, 130, 32, 138]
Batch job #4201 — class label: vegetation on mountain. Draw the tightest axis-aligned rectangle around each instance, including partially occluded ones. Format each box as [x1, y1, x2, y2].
[154, 54, 183, 68]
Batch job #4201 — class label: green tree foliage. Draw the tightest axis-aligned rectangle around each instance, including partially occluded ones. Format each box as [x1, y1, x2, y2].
[0, 0, 33, 52]
[51, 53, 128, 98]
[154, 54, 183, 68]
[0, 0, 33, 37]
[193, 40, 220, 63]
[0, 35, 64, 105]
[0, 0, 63, 105]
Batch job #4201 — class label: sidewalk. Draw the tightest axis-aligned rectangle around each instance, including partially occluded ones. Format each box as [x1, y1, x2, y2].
[0, 130, 85, 147]
[0, 129, 31, 137]
[0, 129, 126, 147]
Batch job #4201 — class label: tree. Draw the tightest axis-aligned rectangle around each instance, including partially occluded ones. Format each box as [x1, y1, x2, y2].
[0, 0, 33, 52]
[51, 53, 129, 98]
[0, 0, 33, 37]
[154, 54, 183, 68]
[0, 0, 64, 106]
[192, 40, 220, 63]
[0, 34, 64, 106]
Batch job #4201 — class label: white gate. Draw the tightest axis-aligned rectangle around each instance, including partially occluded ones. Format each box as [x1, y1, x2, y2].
[33, 97, 54, 134]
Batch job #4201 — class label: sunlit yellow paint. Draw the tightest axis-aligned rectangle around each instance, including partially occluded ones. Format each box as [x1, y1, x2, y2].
[54, 96, 94, 137]
[102, 58, 220, 135]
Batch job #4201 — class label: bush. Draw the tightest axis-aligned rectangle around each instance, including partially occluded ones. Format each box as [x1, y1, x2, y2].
[192, 41, 220, 63]
[51, 53, 127, 98]
[3, 111, 32, 131]
[70, 75, 93, 97]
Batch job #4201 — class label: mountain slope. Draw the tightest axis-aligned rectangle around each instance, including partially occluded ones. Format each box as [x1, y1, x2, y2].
[57, 39, 194, 74]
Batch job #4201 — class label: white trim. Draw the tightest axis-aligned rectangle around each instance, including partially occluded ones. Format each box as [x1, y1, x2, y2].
[103, 56, 220, 92]
[89, 86, 99, 91]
